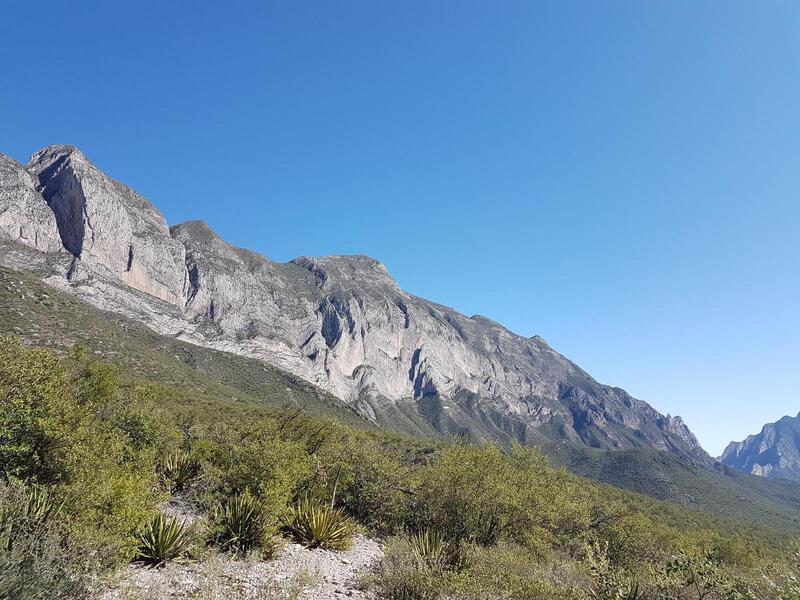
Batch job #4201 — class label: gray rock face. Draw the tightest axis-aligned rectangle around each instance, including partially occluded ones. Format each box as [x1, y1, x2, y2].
[0, 154, 62, 252]
[173, 221, 706, 459]
[722, 414, 800, 481]
[26, 146, 187, 306]
[0, 144, 709, 461]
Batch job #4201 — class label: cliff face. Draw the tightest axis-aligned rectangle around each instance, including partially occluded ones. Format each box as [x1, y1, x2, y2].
[0, 155, 62, 252]
[26, 146, 188, 306]
[722, 414, 800, 481]
[0, 144, 709, 461]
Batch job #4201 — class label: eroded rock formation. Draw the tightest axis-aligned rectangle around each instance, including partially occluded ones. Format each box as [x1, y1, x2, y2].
[0, 144, 709, 461]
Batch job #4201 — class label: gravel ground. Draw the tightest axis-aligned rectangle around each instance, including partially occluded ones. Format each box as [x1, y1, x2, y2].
[101, 534, 383, 600]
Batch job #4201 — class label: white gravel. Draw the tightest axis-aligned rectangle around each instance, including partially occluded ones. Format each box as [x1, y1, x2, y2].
[101, 534, 383, 600]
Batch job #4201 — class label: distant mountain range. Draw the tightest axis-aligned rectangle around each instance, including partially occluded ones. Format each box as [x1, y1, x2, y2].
[722, 413, 800, 482]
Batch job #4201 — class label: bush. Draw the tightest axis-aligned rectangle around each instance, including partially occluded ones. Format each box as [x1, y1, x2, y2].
[585, 541, 644, 600]
[198, 419, 312, 521]
[0, 482, 99, 599]
[135, 512, 189, 566]
[408, 528, 465, 572]
[307, 425, 412, 534]
[0, 338, 179, 559]
[284, 497, 354, 551]
[371, 536, 442, 600]
[159, 450, 202, 492]
[210, 492, 279, 557]
[442, 542, 588, 600]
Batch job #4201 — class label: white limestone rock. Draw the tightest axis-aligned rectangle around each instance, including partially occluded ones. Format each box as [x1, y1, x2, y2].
[26, 145, 187, 306]
[0, 154, 62, 252]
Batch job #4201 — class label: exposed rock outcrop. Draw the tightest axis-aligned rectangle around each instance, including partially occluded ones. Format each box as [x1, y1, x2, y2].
[26, 146, 187, 306]
[722, 413, 800, 481]
[0, 154, 62, 252]
[0, 144, 709, 461]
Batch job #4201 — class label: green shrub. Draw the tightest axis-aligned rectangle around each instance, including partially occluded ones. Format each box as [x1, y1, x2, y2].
[441, 542, 588, 600]
[199, 419, 312, 520]
[0, 484, 63, 552]
[0, 338, 179, 559]
[372, 536, 442, 600]
[284, 497, 354, 550]
[408, 528, 465, 572]
[652, 550, 754, 599]
[211, 492, 279, 557]
[135, 513, 189, 566]
[159, 450, 202, 492]
[585, 541, 645, 600]
[308, 425, 411, 534]
[0, 482, 99, 599]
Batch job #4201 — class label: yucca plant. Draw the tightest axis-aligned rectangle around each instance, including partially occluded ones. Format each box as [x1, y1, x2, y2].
[158, 450, 202, 492]
[135, 513, 189, 567]
[0, 485, 63, 552]
[284, 497, 354, 551]
[409, 528, 466, 572]
[24, 485, 63, 523]
[212, 492, 275, 556]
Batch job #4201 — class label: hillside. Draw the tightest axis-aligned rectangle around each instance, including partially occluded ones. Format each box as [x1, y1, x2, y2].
[546, 441, 800, 533]
[3, 263, 800, 538]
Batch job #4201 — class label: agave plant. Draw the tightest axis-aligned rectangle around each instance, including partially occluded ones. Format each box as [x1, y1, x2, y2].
[136, 513, 189, 567]
[284, 497, 354, 551]
[212, 492, 271, 555]
[158, 450, 202, 492]
[0, 485, 63, 552]
[409, 528, 466, 572]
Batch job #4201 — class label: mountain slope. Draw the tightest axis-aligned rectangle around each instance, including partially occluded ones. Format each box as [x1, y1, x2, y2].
[3, 263, 800, 535]
[546, 441, 800, 532]
[0, 144, 707, 461]
[723, 414, 800, 481]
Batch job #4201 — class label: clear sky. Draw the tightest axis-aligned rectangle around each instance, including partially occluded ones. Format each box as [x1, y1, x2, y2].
[2, 1, 798, 456]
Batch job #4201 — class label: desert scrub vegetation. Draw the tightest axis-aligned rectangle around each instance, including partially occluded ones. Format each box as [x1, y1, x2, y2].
[283, 496, 355, 550]
[209, 492, 281, 557]
[135, 512, 190, 566]
[4, 335, 800, 598]
[158, 449, 202, 492]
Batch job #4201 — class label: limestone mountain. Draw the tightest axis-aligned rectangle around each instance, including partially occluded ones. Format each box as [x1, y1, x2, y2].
[722, 413, 800, 481]
[0, 144, 709, 462]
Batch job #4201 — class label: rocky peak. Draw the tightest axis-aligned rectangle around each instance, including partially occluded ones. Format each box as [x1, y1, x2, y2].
[722, 413, 800, 481]
[26, 145, 188, 306]
[291, 255, 398, 292]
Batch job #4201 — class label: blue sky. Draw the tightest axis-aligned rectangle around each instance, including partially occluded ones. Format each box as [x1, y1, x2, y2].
[2, 1, 798, 455]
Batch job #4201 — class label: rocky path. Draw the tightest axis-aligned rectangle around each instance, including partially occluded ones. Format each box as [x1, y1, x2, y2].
[102, 534, 382, 599]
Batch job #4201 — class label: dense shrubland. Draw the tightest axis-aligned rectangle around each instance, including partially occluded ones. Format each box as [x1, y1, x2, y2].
[1, 336, 800, 599]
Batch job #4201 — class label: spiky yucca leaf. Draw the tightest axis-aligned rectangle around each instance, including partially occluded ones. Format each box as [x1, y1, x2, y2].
[158, 450, 202, 492]
[409, 528, 466, 571]
[212, 492, 271, 555]
[284, 497, 354, 551]
[409, 528, 445, 569]
[0, 486, 63, 552]
[136, 513, 189, 566]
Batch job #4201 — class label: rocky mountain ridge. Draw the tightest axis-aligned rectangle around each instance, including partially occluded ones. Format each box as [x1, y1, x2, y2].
[0, 144, 709, 461]
[722, 413, 800, 481]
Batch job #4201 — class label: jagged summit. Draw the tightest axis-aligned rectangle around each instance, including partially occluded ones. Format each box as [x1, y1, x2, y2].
[722, 413, 800, 481]
[0, 144, 708, 461]
[28, 144, 85, 165]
